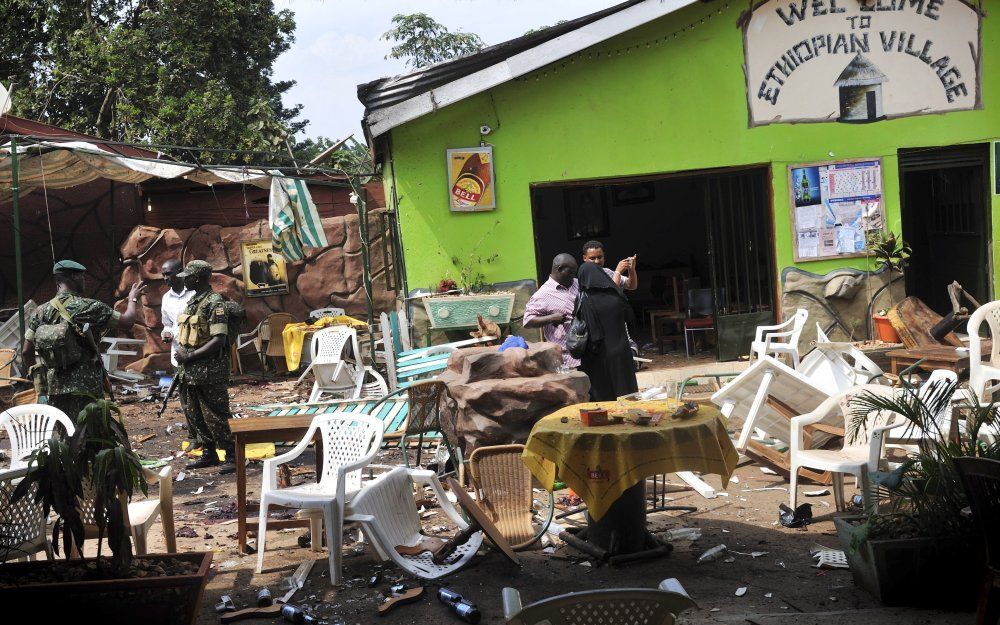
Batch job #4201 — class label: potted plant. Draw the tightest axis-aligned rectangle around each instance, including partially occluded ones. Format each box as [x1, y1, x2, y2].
[0, 398, 211, 625]
[423, 222, 515, 329]
[866, 230, 910, 343]
[834, 383, 999, 608]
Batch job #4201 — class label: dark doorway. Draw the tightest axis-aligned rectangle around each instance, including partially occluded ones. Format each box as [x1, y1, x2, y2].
[529, 166, 776, 362]
[899, 144, 992, 314]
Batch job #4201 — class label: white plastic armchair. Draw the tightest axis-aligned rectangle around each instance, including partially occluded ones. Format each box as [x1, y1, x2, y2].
[790, 384, 905, 511]
[343, 466, 480, 579]
[887, 369, 958, 448]
[502, 578, 697, 625]
[78, 465, 176, 555]
[0, 404, 75, 470]
[0, 466, 52, 562]
[256, 412, 383, 584]
[968, 301, 1000, 403]
[751, 308, 808, 368]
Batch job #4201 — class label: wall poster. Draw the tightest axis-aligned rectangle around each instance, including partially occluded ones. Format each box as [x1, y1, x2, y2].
[789, 159, 885, 262]
[241, 239, 289, 297]
[743, 0, 982, 126]
[447, 146, 496, 212]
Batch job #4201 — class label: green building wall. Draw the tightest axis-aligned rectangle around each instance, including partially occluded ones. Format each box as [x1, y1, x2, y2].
[383, 1, 1000, 298]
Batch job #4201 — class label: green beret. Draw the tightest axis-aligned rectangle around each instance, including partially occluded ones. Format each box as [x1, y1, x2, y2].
[53, 260, 87, 274]
[177, 259, 213, 279]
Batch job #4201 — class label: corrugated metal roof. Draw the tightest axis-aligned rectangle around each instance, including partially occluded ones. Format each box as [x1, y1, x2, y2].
[357, 1, 645, 114]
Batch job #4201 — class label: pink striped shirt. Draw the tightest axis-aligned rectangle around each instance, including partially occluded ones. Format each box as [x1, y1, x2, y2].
[523, 277, 580, 368]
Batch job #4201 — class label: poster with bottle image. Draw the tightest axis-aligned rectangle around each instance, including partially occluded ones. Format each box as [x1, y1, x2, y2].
[447, 146, 496, 212]
[241, 239, 289, 297]
[789, 158, 885, 262]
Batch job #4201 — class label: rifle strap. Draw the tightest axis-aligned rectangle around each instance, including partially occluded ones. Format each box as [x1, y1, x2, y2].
[49, 295, 98, 354]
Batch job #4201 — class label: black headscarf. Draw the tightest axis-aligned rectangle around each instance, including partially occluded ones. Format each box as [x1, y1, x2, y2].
[576, 262, 633, 346]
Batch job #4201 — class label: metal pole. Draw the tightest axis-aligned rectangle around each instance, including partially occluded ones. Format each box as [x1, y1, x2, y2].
[354, 179, 375, 357]
[10, 136, 25, 347]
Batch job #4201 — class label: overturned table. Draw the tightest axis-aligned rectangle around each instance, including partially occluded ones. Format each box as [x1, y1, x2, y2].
[522, 399, 738, 555]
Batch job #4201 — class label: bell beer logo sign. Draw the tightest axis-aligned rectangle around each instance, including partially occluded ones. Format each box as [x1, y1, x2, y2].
[447, 146, 496, 212]
[742, 0, 981, 126]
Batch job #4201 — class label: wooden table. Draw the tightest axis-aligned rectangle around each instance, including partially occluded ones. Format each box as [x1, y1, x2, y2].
[887, 346, 973, 376]
[230, 415, 323, 553]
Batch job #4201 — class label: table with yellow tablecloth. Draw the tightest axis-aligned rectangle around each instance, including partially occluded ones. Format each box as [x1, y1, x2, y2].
[282, 316, 368, 371]
[522, 399, 738, 522]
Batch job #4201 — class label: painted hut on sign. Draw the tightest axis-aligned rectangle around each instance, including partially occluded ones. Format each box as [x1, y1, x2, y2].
[835, 53, 888, 123]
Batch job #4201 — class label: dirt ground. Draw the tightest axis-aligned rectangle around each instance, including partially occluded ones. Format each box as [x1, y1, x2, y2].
[44, 377, 974, 625]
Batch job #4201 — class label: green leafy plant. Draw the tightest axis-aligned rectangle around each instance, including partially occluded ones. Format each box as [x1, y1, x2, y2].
[866, 230, 912, 274]
[847, 382, 999, 543]
[12, 398, 146, 576]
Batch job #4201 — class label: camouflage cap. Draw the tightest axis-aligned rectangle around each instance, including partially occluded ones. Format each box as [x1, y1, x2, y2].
[53, 260, 87, 274]
[176, 259, 213, 279]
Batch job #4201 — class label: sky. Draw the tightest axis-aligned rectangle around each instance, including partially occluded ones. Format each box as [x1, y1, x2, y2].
[273, 0, 613, 143]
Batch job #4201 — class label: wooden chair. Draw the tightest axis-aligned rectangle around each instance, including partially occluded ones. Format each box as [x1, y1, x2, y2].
[0, 348, 29, 407]
[954, 456, 1000, 625]
[468, 444, 553, 550]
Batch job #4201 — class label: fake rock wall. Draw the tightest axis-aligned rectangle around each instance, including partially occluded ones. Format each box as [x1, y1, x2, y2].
[114, 210, 396, 373]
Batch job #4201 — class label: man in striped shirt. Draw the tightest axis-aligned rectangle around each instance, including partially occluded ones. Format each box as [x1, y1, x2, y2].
[523, 253, 580, 368]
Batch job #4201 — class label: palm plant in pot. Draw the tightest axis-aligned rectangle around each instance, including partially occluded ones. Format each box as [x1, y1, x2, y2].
[865, 230, 911, 343]
[836, 382, 1000, 608]
[0, 398, 211, 625]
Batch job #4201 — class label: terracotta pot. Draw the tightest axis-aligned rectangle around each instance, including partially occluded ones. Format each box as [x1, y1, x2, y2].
[872, 314, 900, 343]
[0, 551, 212, 625]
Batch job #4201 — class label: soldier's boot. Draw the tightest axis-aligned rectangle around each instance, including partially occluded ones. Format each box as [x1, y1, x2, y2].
[187, 446, 220, 469]
[218, 447, 237, 475]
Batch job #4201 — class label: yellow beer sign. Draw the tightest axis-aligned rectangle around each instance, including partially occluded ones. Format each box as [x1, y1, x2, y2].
[241, 239, 289, 297]
[447, 146, 496, 212]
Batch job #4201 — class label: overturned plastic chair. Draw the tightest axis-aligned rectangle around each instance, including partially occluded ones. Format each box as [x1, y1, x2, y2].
[78, 466, 176, 556]
[344, 466, 481, 580]
[750, 308, 809, 368]
[502, 578, 697, 625]
[1, 404, 76, 470]
[256, 412, 383, 584]
[303, 326, 386, 402]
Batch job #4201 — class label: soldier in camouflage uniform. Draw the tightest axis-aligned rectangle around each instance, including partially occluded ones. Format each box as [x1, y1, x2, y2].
[173, 260, 236, 473]
[22, 260, 146, 421]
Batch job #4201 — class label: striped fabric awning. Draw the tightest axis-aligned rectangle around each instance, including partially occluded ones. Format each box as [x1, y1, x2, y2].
[269, 174, 329, 262]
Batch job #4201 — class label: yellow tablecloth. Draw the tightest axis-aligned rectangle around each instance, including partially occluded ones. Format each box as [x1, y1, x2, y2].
[522, 400, 739, 521]
[282, 316, 368, 371]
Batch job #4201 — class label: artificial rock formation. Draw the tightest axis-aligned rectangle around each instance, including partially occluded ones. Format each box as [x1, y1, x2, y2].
[438, 342, 590, 454]
[113, 210, 396, 373]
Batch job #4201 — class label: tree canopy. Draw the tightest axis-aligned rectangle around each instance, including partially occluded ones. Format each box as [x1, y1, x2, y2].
[0, 0, 305, 162]
[382, 13, 485, 69]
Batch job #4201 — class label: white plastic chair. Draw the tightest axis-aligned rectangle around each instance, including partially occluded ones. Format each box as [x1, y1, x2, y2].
[79, 465, 176, 555]
[968, 301, 1000, 403]
[343, 466, 481, 579]
[0, 466, 53, 561]
[308, 307, 346, 322]
[751, 308, 808, 368]
[886, 369, 958, 449]
[303, 326, 386, 402]
[256, 412, 384, 584]
[790, 384, 905, 511]
[798, 324, 885, 391]
[502, 578, 697, 625]
[0, 404, 76, 470]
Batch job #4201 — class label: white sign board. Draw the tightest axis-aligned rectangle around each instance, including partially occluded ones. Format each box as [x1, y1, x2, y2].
[743, 0, 982, 126]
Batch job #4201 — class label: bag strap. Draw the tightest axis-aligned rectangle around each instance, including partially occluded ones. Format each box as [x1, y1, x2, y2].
[49, 295, 96, 353]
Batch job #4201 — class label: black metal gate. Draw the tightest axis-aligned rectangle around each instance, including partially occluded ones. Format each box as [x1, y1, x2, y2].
[703, 168, 776, 361]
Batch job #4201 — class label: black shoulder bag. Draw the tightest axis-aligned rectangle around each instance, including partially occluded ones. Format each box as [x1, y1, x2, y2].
[566, 292, 590, 359]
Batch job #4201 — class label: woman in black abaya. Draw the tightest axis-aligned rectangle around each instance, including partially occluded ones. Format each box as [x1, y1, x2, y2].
[575, 262, 638, 401]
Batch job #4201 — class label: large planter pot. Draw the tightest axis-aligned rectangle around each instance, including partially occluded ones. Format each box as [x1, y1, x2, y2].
[423, 292, 515, 329]
[872, 314, 901, 343]
[834, 516, 977, 609]
[0, 551, 212, 625]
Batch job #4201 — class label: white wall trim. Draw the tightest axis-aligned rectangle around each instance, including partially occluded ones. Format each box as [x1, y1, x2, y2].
[365, 0, 698, 138]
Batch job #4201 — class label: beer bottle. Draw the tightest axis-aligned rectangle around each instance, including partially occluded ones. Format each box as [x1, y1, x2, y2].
[451, 152, 491, 207]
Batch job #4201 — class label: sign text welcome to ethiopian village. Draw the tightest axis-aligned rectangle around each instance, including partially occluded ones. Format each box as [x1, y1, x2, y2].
[743, 0, 981, 126]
